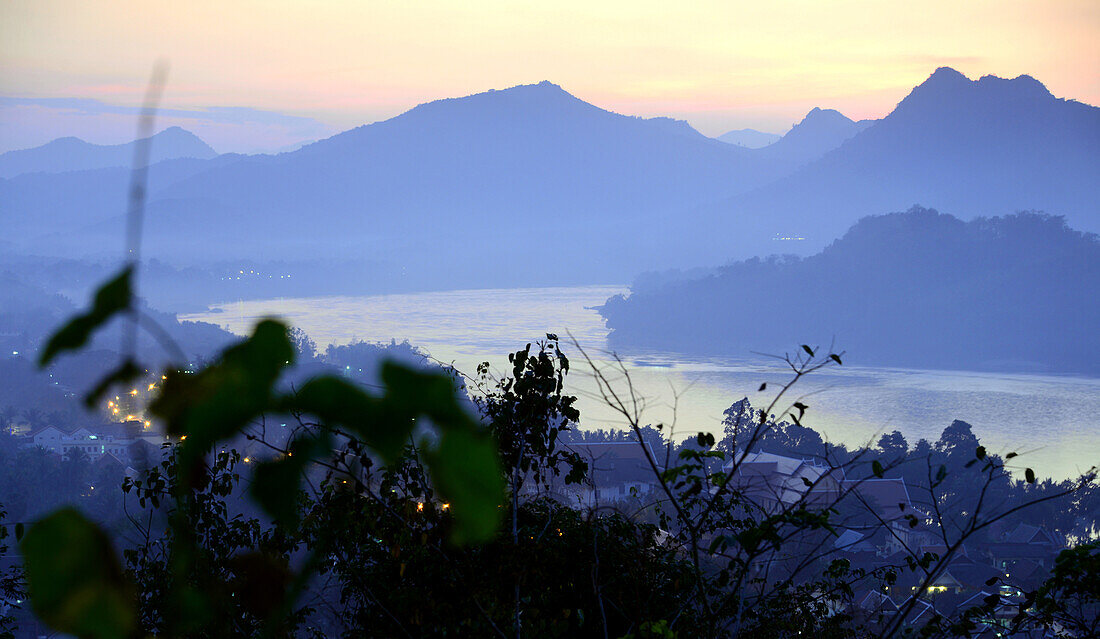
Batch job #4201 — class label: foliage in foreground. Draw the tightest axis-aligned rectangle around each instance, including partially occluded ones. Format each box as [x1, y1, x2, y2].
[2, 267, 1098, 638]
[15, 266, 505, 638]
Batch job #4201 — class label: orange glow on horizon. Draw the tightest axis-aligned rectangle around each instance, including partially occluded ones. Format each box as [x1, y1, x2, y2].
[1, 0, 1096, 138]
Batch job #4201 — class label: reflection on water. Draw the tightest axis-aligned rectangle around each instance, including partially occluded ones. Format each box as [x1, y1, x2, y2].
[182, 285, 1100, 480]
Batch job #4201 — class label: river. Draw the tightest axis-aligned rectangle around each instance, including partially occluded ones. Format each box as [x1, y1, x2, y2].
[181, 285, 1100, 480]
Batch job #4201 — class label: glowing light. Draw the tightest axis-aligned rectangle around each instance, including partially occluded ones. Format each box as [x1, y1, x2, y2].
[130, 389, 138, 396]
[417, 502, 424, 512]
[440, 503, 450, 511]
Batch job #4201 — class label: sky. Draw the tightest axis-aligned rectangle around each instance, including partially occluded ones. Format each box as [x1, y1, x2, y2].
[1, 0, 1097, 153]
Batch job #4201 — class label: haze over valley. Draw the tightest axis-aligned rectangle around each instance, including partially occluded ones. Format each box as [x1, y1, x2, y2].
[2, 6, 1099, 632]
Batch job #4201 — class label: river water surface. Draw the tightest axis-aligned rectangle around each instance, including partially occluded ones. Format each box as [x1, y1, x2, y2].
[182, 285, 1100, 480]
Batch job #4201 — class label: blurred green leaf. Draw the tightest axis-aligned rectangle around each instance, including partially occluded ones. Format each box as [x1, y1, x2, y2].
[38, 266, 132, 367]
[427, 428, 504, 544]
[151, 319, 293, 452]
[283, 375, 413, 462]
[21, 508, 137, 639]
[252, 432, 332, 526]
[872, 460, 884, 478]
[380, 362, 469, 428]
[1025, 468, 1036, 484]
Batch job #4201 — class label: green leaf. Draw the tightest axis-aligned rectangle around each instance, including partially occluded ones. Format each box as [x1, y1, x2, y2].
[252, 433, 332, 526]
[1025, 468, 1035, 484]
[39, 267, 132, 367]
[151, 319, 293, 451]
[14, 522, 24, 541]
[975, 446, 986, 460]
[935, 465, 947, 484]
[283, 375, 413, 462]
[872, 460, 884, 478]
[21, 508, 137, 639]
[380, 362, 471, 430]
[426, 428, 504, 544]
[829, 354, 843, 365]
[801, 345, 815, 358]
[1005, 452, 1018, 460]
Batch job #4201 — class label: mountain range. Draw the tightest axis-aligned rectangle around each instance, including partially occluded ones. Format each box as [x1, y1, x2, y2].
[0, 126, 217, 179]
[1, 68, 1096, 291]
[694, 68, 1100, 258]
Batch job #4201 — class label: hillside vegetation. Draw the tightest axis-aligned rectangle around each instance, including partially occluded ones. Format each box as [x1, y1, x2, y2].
[601, 208, 1100, 374]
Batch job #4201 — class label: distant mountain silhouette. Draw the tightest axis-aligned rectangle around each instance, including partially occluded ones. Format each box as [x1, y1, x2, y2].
[1, 70, 1097, 291]
[0, 126, 217, 178]
[690, 68, 1100, 261]
[3, 81, 789, 284]
[756, 107, 874, 167]
[600, 208, 1100, 374]
[717, 128, 781, 148]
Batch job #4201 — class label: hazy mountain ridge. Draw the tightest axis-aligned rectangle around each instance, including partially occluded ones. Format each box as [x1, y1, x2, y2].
[10, 81, 789, 284]
[0, 153, 249, 242]
[755, 107, 875, 166]
[0, 126, 217, 179]
[717, 128, 781, 148]
[599, 208, 1100, 374]
[690, 68, 1100, 261]
[1, 69, 1096, 292]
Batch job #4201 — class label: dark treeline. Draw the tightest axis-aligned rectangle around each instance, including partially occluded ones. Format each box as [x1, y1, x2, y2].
[601, 208, 1100, 374]
[2, 330, 1097, 638]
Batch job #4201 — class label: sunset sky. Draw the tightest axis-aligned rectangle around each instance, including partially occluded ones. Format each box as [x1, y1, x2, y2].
[2, 0, 1097, 153]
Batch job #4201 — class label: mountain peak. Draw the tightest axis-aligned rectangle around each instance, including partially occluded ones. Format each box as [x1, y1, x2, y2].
[797, 107, 855, 128]
[716, 128, 781, 148]
[976, 73, 1053, 100]
[399, 80, 587, 122]
[925, 66, 970, 85]
[493, 80, 577, 100]
[896, 67, 1060, 117]
[147, 126, 217, 156]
